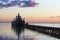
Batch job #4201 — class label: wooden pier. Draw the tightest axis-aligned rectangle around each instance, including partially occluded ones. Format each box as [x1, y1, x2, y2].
[25, 25, 60, 39]
[11, 13, 60, 39]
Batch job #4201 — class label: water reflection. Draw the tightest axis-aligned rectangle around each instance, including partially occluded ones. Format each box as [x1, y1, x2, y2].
[11, 13, 26, 40]
[0, 23, 36, 40]
[0, 35, 35, 40]
[0, 23, 60, 40]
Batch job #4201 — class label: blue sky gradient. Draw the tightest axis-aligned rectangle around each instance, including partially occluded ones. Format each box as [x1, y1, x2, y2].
[0, 0, 60, 22]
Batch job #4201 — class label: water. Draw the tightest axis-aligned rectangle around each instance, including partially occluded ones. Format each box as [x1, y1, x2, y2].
[0, 23, 60, 40]
[29, 22, 60, 28]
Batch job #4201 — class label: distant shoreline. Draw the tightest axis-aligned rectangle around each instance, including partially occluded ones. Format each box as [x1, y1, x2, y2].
[29, 22, 60, 24]
[0, 22, 60, 24]
[0, 22, 10, 23]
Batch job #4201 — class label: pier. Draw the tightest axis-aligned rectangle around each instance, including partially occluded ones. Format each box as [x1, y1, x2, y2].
[25, 25, 60, 39]
[11, 13, 60, 39]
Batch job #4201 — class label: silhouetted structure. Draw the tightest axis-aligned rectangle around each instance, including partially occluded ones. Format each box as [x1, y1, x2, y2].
[25, 25, 60, 39]
[11, 13, 60, 40]
[11, 13, 26, 40]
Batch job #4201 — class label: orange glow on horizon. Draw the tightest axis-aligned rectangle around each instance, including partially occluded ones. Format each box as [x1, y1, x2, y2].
[0, 4, 60, 23]
[25, 17, 60, 22]
[0, 16, 60, 22]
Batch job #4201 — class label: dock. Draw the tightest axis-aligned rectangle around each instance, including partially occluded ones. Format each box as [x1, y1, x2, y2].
[25, 24, 60, 39]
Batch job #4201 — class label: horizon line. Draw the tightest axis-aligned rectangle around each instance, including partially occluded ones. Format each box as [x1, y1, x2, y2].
[1, 22, 60, 23]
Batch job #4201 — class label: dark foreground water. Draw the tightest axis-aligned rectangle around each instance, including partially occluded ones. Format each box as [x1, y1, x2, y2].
[0, 23, 60, 40]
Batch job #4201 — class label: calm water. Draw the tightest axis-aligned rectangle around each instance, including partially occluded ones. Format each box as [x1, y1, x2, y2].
[0, 23, 60, 40]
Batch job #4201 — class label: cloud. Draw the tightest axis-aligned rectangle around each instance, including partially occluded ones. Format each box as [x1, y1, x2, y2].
[50, 16, 60, 18]
[0, 0, 39, 9]
[56, 16, 60, 18]
[0, 0, 8, 2]
[50, 16, 55, 18]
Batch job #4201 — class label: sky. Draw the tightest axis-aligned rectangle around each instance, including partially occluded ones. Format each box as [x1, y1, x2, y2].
[0, 0, 60, 22]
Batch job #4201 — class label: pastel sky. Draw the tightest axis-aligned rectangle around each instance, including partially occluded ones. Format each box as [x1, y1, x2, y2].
[0, 0, 60, 22]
